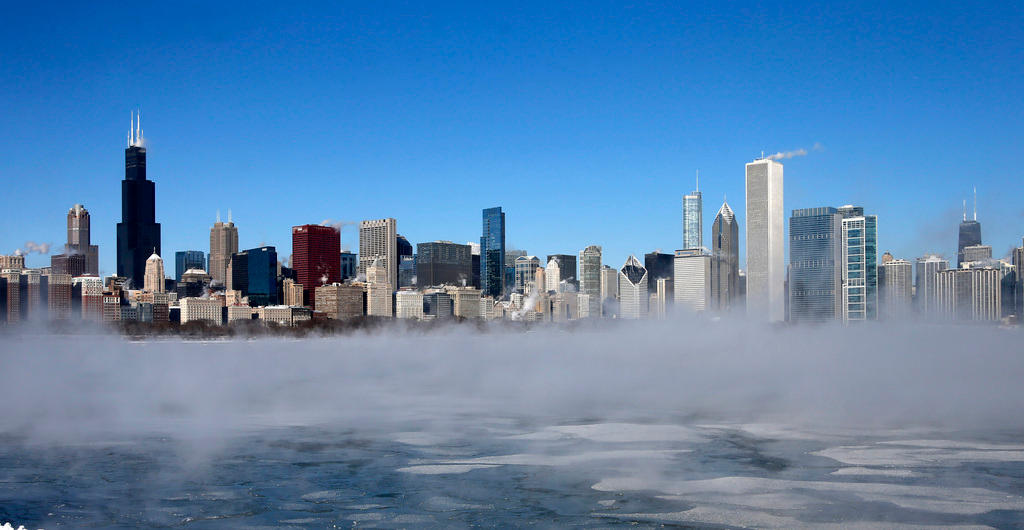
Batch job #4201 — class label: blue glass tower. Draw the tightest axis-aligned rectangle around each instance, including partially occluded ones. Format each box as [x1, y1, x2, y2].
[788, 207, 842, 323]
[245, 246, 278, 307]
[175, 250, 206, 281]
[480, 207, 506, 298]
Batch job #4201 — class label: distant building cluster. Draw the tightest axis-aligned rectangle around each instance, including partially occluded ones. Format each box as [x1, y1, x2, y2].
[2, 118, 1022, 327]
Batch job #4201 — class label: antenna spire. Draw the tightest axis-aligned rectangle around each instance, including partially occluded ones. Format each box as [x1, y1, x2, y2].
[695, 169, 699, 192]
[136, 109, 141, 145]
[973, 186, 977, 221]
[962, 200, 966, 222]
[228, 209, 232, 223]
[216, 210, 221, 223]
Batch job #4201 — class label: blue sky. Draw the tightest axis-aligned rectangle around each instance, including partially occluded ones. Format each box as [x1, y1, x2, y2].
[1, 1, 1021, 276]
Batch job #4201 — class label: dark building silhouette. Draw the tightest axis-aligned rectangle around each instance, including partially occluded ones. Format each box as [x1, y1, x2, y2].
[481, 207, 506, 297]
[711, 200, 740, 311]
[292, 224, 341, 308]
[51, 253, 86, 277]
[417, 241, 472, 287]
[644, 252, 674, 287]
[957, 220, 982, 268]
[244, 246, 278, 307]
[340, 251, 357, 280]
[397, 235, 413, 259]
[116, 114, 161, 287]
[229, 251, 249, 295]
[546, 254, 578, 285]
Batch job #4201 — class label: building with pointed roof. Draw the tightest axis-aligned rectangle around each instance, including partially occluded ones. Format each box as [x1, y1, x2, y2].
[618, 255, 648, 319]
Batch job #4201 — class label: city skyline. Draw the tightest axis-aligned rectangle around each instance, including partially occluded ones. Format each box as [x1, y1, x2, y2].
[2, 3, 1022, 275]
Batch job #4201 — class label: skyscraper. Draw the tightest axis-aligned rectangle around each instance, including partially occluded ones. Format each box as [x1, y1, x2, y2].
[66, 204, 99, 275]
[545, 254, 577, 285]
[1013, 238, 1024, 319]
[116, 112, 161, 287]
[366, 258, 393, 316]
[915, 254, 949, 317]
[745, 158, 785, 322]
[618, 255, 648, 319]
[644, 252, 674, 291]
[514, 255, 541, 293]
[143, 252, 165, 293]
[578, 246, 602, 317]
[710, 200, 739, 311]
[936, 267, 1001, 321]
[359, 218, 398, 290]
[340, 251, 357, 280]
[957, 190, 982, 268]
[838, 205, 878, 322]
[788, 207, 842, 323]
[292, 224, 341, 308]
[416, 241, 472, 287]
[674, 249, 711, 312]
[879, 258, 913, 320]
[209, 212, 239, 286]
[682, 171, 702, 250]
[233, 246, 277, 307]
[481, 207, 506, 298]
[961, 245, 992, 264]
[175, 250, 206, 281]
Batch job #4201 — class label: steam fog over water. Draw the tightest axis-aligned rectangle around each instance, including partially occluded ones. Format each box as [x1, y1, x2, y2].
[2, 321, 1024, 527]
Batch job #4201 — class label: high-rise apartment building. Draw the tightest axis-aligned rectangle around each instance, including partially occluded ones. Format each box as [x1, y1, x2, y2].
[674, 249, 711, 312]
[711, 200, 740, 311]
[1013, 238, 1024, 318]
[175, 250, 206, 282]
[578, 246, 602, 317]
[416, 241, 472, 287]
[682, 172, 702, 250]
[745, 158, 785, 322]
[481, 207, 506, 298]
[838, 205, 878, 322]
[915, 255, 949, 317]
[116, 113, 161, 287]
[366, 258, 393, 316]
[936, 267, 1001, 321]
[143, 252, 165, 293]
[618, 255, 648, 319]
[209, 213, 239, 286]
[961, 245, 993, 264]
[292, 224, 341, 308]
[66, 204, 99, 275]
[359, 218, 398, 290]
[879, 258, 913, 320]
[788, 207, 842, 323]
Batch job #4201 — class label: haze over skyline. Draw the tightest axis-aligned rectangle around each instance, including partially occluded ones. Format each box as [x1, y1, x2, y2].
[2, 2, 1021, 275]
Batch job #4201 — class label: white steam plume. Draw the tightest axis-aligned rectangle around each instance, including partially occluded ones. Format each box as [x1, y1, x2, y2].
[766, 142, 823, 160]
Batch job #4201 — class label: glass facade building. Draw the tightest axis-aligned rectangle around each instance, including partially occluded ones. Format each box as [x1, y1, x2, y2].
[838, 206, 878, 322]
[116, 140, 162, 286]
[480, 207, 506, 298]
[245, 246, 278, 307]
[417, 241, 472, 287]
[711, 201, 739, 311]
[175, 250, 206, 281]
[682, 188, 702, 250]
[788, 207, 842, 323]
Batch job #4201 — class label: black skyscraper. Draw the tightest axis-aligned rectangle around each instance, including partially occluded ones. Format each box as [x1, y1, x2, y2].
[116, 113, 161, 286]
[957, 193, 982, 268]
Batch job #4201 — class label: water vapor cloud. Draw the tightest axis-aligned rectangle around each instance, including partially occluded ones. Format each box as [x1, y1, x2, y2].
[767, 142, 823, 160]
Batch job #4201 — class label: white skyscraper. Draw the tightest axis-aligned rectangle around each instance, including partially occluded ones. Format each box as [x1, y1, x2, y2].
[745, 158, 785, 322]
[673, 248, 711, 312]
[618, 255, 648, 319]
[879, 258, 913, 320]
[359, 218, 398, 290]
[682, 171, 702, 250]
[545, 258, 561, 293]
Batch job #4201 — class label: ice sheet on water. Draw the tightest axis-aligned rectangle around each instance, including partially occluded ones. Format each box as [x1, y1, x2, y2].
[830, 466, 924, 477]
[507, 422, 703, 443]
[596, 507, 997, 529]
[814, 443, 1024, 467]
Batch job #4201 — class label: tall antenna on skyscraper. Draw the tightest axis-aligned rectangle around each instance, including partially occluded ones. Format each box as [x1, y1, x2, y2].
[136, 109, 141, 145]
[696, 169, 699, 192]
[962, 200, 967, 222]
[217, 210, 221, 223]
[973, 186, 977, 221]
[228, 209, 232, 223]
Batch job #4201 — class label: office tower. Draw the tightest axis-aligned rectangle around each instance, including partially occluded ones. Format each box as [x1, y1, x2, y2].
[957, 191, 982, 267]
[45, 273, 71, 319]
[416, 241, 473, 287]
[643, 252, 674, 289]
[838, 205, 878, 322]
[396, 291, 425, 319]
[448, 286, 482, 319]
[600, 265, 619, 304]
[787, 207, 842, 323]
[618, 255, 649, 319]
[936, 267, 1001, 321]
[682, 172, 702, 249]
[282, 278, 304, 307]
[578, 246, 602, 317]
[241, 246, 277, 307]
[0, 255, 26, 270]
[66, 204, 99, 275]
[545, 259, 561, 292]
[514, 255, 541, 293]
[397, 235, 413, 261]
[359, 218, 398, 289]
[710, 200, 740, 311]
[745, 158, 785, 321]
[51, 253, 86, 277]
[175, 251, 205, 281]
[961, 245, 992, 264]
[209, 212, 239, 286]
[423, 291, 453, 319]
[481, 207, 506, 298]
[545, 254, 578, 285]
[228, 251, 248, 294]
[915, 254, 949, 316]
[879, 258, 913, 320]
[673, 249, 711, 312]
[143, 252, 165, 293]
[340, 251, 357, 280]
[366, 258, 393, 316]
[292, 224, 341, 308]
[116, 113, 161, 287]
[398, 255, 416, 288]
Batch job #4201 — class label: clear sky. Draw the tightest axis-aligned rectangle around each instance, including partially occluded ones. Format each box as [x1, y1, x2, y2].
[1, 1, 1021, 276]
